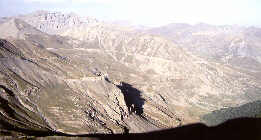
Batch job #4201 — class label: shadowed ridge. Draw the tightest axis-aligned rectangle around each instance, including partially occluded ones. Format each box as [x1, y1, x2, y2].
[2, 118, 259, 140]
[93, 118, 261, 140]
[74, 117, 261, 140]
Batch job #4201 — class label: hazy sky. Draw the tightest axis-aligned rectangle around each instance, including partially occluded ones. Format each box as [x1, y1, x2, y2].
[0, 0, 260, 27]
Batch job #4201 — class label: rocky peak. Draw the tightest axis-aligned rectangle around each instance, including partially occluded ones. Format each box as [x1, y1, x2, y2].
[20, 11, 98, 34]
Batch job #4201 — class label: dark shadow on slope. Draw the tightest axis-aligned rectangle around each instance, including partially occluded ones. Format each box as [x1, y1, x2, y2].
[116, 82, 145, 115]
[0, 85, 15, 97]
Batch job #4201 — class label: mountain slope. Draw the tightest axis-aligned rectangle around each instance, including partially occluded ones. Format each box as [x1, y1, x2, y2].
[0, 37, 132, 134]
[0, 18, 183, 136]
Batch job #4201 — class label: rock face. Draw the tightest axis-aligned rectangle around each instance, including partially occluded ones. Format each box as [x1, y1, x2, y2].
[0, 11, 261, 136]
[20, 10, 98, 34]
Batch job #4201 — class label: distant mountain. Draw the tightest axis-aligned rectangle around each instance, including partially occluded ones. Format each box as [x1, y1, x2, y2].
[0, 11, 261, 137]
[146, 23, 261, 72]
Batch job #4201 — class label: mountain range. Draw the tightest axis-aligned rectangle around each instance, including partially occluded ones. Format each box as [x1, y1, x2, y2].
[0, 11, 261, 137]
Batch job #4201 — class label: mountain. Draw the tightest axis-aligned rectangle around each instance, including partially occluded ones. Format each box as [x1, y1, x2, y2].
[0, 11, 261, 137]
[20, 11, 261, 118]
[0, 17, 179, 136]
[146, 23, 261, 72]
